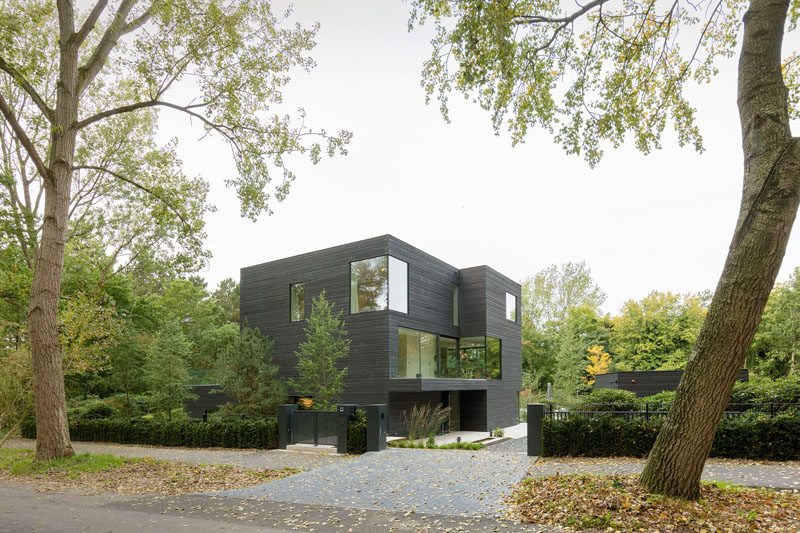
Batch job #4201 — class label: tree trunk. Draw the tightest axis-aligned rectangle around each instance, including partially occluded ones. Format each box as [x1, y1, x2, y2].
[641, 0, 800, 499]
[28, 18, 79, 460]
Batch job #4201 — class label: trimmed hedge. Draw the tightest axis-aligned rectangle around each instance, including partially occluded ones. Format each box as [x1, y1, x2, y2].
[543, 414, 800, 460]
[347, 410, 367, 454]
[22, 416, 278, 449]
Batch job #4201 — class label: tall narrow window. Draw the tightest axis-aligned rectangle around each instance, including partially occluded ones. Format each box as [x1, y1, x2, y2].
[388, 256, 408, 313]
[290, 282, 305, 322]
[452, 284, 459, 326]
[505, 292, 517, 321]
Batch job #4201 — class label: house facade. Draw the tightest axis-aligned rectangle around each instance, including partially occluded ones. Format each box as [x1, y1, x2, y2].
[240, 235, 522, 435]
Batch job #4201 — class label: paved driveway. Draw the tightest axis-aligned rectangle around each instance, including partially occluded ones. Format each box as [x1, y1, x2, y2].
[219, 447, 535, 517]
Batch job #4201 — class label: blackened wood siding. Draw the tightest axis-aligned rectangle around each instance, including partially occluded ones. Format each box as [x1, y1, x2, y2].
[241, 235, 391, 408]
[594, 369, 750, 397]
[240, 235, 522, 433]
[184, 385, 230, 419]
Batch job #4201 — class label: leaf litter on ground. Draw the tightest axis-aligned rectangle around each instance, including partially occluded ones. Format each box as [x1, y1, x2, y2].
[508, 472, 800, 532]
[0, 448, 297, 495]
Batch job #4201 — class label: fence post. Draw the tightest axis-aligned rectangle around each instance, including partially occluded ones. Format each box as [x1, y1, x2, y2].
[277, 404, 297, 449]
[337, 404, 357, 454]
[646, 403, 649, 422]
[527, 403, 545, 457]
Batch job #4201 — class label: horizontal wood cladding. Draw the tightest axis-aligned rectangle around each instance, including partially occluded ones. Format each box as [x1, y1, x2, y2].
[387, 378, 490, 392]
[184, 385, 230, 419]
[594, 369, 750, 398]
[240, 234, 522, 432]
[241, 235, 391, 407]
[459, 390, 488, 431]
[388, 391, 442, 435]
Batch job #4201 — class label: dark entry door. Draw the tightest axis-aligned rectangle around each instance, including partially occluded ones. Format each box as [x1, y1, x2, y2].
[449, 391, 460, 432]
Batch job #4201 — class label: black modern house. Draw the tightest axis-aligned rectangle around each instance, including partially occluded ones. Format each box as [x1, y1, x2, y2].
[240, 235, 522, 435]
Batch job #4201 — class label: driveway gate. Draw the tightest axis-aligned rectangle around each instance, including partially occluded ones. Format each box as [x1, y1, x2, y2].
[292, 410, 338, 447]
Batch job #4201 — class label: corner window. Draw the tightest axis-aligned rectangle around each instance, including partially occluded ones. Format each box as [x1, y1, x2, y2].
[290, 283, 305, 322]
[350, 255, 408, 314]
[505, 292, 517, 322]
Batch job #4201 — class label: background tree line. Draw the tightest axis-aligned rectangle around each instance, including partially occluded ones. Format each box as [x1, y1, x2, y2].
[0, 231, 349, 442]
[522, 261, 800, 402]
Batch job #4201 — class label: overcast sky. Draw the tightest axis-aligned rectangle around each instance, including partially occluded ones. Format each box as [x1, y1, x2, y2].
[159, 0, 800, 315]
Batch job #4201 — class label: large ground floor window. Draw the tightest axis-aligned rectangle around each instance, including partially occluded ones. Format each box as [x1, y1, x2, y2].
[396, 328, 501, 379]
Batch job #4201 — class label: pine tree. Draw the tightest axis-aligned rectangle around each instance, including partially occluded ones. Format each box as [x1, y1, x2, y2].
[215, 324, 285, 417]
[291, 291, 350, 410]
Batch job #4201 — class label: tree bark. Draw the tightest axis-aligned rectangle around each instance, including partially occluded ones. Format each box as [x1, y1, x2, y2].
[641, 0, 800, 499]
[28, 9, 79, 460]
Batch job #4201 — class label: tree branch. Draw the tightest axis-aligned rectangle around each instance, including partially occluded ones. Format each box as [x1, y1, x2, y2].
[73, 0, 110, 47]
[0, 93, 49, 182]
[72, 164, 189, 227]
[0, 56, 54, 121]
[513, 0, 610, 26]
[77, 0, 138, 96]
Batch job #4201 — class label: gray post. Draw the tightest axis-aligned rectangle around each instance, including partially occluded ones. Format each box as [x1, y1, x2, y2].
[527, 403, 545, 457]
[277, 404, 297, 449]
[337, 404, 357, 454]
[366, 404, 387, 452]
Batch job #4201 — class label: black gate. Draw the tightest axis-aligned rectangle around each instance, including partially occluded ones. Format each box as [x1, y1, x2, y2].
[292, 410, 339, 446]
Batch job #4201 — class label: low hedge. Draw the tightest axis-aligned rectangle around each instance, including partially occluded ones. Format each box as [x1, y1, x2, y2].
[21, 416, 278, 449]
[543, 414, 800, 460]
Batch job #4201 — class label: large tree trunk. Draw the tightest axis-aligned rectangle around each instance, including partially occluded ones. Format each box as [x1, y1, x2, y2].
[28, 16, 78, 460]
[641, 0, 800, 499]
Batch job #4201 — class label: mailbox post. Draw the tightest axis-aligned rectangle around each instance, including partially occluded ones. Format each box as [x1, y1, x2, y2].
[527, 403, 545, 457]
[366, 404, 387, 452]
[277, 404, 297, 449]
[337, 404, 357, 454]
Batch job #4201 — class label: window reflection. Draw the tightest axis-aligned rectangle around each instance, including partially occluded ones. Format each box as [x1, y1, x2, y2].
[350, 256, 388, 313]
[290, 282, 305, 322]
[506, 292, 517, 321]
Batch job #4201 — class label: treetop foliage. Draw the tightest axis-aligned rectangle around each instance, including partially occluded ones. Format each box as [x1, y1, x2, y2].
[408, 0, 771, 165]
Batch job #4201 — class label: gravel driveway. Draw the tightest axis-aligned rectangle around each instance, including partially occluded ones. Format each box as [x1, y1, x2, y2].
[218, 447, 536, 517]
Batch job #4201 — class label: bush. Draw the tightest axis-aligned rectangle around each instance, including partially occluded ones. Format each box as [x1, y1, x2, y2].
[730, 374, 800, 407]
[640, 391, 675, 412]
[22, 416, 278, 449]
[542, 413, 800, 460]
[347, 410, 367, 454]
[67, 398, 122, 420]
[576, 389, 639, 411]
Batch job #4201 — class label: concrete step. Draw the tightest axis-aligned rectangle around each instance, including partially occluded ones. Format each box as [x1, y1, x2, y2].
[286, 443, 338, 454]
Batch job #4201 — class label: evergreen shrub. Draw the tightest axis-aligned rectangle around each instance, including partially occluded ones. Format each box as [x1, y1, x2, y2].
[22, 416, 278, 449]
[542, 414, 800, 460]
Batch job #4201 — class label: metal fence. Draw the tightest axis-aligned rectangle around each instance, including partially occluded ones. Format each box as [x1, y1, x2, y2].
[292, 410, 339, 446]
[544, 403, 800, 422]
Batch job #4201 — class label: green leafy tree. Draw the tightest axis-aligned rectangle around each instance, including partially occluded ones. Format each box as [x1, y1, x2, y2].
[611, 292, 708, 371]
[520, 262, 606, 392]
[145, 320, 193, 419]
[553, 305, 612, 397]
[291, 291, 350, 410]
[409, 0, 800, 497]
[749, 268, 800, 377]
[522, 262, 607, 328]
[0, 0, 350, 460]
[215, 325, 284, 417]
[108, 329, 151, 414]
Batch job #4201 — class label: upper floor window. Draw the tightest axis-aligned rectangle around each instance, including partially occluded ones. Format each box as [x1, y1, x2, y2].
[290, 282, 305, 322]
[452, 284, 459, 326]
[505, 292, 517, 322]
[350, 255, 408, 314]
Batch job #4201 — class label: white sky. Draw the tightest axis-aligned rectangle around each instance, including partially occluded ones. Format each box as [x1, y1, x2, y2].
[158, 0, 800, 315]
